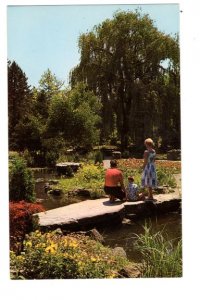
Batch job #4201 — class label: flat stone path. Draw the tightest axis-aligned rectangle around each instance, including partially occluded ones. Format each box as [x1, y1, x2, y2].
[34, 191, 181, 230]
[34, 198, 125, 229]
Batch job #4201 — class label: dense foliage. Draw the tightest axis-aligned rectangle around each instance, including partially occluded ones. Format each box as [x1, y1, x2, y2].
[71, 10, 180, 150]
[9, 156, 35, 202]
[9, 201, 45, 253]
[10, 229, 131, 279]
[58, 163, 105, 198]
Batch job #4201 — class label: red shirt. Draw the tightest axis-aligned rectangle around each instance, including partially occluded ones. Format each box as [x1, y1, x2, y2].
[105, 168, 123, 187]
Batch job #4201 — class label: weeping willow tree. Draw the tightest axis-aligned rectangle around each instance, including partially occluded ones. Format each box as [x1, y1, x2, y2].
[70, 10, 180, 151]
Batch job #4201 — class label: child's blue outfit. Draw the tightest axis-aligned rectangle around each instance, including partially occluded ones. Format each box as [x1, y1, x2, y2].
[126, 182, 138, 201]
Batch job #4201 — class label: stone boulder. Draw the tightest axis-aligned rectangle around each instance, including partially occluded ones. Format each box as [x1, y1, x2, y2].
[167, 149, 181, 161]
[85, 228, 105, 244]
[118, 263, 142, 278]
[56, 162, 81, 175]
[113, 246, 127, 258]
[112, 151, 122, 159]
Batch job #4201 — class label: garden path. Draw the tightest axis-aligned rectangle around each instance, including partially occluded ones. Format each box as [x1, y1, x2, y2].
[34, 192, 181, 230]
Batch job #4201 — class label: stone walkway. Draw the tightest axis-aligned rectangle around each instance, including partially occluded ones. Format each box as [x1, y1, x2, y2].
[33, 198, 124, 230]
[34, 191, 181, 230]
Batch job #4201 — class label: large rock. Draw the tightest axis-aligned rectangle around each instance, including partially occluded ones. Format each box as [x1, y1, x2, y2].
[85, 228, 105, 244]
[33, 198, 125, 231]
[113, 246, 127, 258]
[56, 162, 81, 175]
[124, 194, 181, 218]
[118, 263, 142, 278]
[112, 151, 122, 159]
[167, 149, 181, 161]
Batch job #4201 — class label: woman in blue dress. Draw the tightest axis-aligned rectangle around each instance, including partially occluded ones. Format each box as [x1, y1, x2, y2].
[141, 138, 157, 200]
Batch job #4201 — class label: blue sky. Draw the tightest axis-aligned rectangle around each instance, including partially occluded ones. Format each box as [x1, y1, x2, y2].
[7, 4, 180, 88]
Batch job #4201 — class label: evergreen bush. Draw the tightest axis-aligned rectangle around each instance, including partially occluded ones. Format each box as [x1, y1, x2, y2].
[9, 156, 35, 202]
[94, 150, 103, 164]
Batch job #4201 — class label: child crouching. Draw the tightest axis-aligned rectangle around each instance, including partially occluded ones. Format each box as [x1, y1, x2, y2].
[126, 176, 145, 201]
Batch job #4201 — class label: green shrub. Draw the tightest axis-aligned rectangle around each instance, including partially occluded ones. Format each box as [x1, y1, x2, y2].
[65, 165, 74, 177]
[58, 164, 105, 198]
[156, 166, 176, 188]
[9, 156, 35, 202]
[76, 164, 105, 182]
[10, 230, 130, 279]
[22, 149, 34, 167]
[134, 224, 182, 277]
[122, 150, 130, 158]
[45, 150, 59, 167]
[94, 151, 103, 164]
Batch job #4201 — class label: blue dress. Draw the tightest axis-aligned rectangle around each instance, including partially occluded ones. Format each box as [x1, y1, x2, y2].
[141, 150, 157, 188]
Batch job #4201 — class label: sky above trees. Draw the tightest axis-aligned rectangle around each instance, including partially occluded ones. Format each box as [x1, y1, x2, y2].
[7, 3, 179, 88]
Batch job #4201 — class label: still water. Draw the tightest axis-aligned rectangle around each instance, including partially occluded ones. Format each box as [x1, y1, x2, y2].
[34, 170, 182, 262]
[34, 170, 85, 210]
[100, 212, 182, 262]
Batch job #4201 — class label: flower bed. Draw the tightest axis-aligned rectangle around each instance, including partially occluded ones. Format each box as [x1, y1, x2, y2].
[10, 229, 132, 279]
[117, 158, 181, 173]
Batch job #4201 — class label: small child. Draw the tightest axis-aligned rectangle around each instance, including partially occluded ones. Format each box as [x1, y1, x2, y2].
[126, 176, 144, 201]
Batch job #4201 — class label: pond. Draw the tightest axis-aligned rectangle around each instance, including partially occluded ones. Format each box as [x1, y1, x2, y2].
[34, 169, 182, 263]
[34, 169, 85, 210]
[100, 212, 182, 262]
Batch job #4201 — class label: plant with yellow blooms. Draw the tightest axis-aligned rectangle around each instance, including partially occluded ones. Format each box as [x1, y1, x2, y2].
[10, 229, 136, 279]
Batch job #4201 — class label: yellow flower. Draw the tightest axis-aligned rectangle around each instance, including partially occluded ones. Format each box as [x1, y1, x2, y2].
[25, 241, 32, 247]
[69, 241, 78, 248]
[17, 255, 25, 261]
[45, 243, 58, 254]
[90, 256, 97, 262]
[35, 242, 46, 249]
[35, 230, 41, 237]
[108, 271, 117, 278]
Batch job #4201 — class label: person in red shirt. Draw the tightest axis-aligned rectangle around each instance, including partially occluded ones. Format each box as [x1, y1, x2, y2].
[104, 160, 127, 202]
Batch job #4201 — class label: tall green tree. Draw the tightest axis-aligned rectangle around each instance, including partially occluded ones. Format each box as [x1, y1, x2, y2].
[38, 69, 64, 101]
[33, 69, 65, 121]
[44, 82, 101, 151]
[70, 10, 180, 150]
[8, 61, 32, 149]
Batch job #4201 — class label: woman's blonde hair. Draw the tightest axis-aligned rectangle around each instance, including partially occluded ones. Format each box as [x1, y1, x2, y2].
[144, 138, 154, 147]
